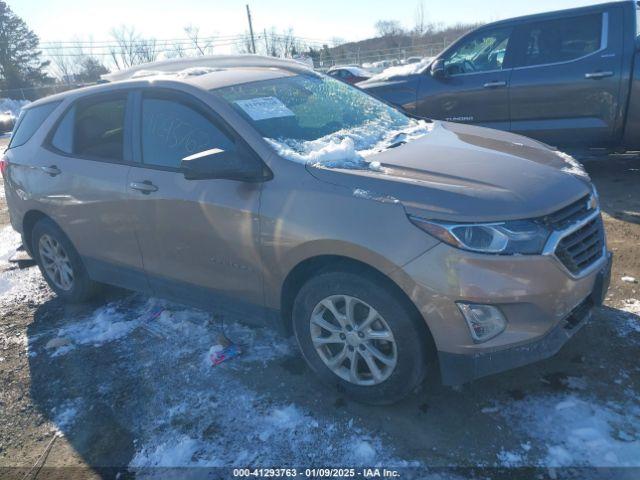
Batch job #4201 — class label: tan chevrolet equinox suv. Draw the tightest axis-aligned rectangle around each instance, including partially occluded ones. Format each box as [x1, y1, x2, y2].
[2, 56, 612, 404]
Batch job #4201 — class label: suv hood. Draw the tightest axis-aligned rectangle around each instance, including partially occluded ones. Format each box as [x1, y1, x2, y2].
[306, 121, 592, 223]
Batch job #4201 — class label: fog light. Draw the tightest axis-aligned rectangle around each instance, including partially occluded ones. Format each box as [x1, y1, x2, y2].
[457, 303, 507, 343]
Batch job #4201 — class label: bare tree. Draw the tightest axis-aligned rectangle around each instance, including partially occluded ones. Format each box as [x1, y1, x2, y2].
[184, 25, 214, 55]
[109, 26, 159, 70]
[236, 31, 254, 54]
[374, 20, 404, 37]
[47, 38, 108, 84]
[165, 42, 188, 59]
[48, 43, 77, 83]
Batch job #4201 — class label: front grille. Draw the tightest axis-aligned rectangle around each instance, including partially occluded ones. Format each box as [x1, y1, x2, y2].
[555, 216, 605, 274]
[546, 194, 592, 230]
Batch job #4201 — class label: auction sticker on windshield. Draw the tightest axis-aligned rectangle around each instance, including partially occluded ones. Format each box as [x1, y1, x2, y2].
[234, 96, 295, 121]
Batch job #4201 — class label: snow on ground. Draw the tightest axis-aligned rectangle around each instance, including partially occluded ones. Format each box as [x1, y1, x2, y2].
[0, 98, 29, 117]
[614, 298, 640, 336]
[0, 225, 49, 307]
[491, 394, 640, 467]
[487, 301, 640, 469]
[267, 119, 433, 171]
[52, 399, 82, 435]
[39, 293, 414, 469]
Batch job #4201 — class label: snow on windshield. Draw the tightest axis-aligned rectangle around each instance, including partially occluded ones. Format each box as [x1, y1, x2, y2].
[367, 58, 433, 83]
[216, 73, 434, 171]
[266, 118, 433, 171]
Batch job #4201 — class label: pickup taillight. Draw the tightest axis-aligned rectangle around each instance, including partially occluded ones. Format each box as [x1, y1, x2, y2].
[0, 155, 8, 178]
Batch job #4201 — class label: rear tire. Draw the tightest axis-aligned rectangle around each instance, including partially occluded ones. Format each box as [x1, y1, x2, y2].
[292, 270, 430, 405]
[31, 218, 100, 303]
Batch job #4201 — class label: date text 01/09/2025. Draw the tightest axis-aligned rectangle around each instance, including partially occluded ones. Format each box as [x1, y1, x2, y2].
[232, 468, 401, 478]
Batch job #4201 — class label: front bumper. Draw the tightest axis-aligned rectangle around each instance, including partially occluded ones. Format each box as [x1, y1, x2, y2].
[438, 295, 595, 385]
[390, 240, 612, 385]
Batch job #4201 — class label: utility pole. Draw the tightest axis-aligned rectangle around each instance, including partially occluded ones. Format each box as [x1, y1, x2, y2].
[246, 4, 257, 54]
[263, 28, 269, 55]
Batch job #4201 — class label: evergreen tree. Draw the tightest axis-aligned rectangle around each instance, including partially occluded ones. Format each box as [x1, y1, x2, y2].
[0, 1, 50, 97]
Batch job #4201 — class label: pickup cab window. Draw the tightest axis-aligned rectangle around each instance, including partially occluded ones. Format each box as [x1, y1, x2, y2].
[443, 27, 513, 75]
[518, 13, 602, 67]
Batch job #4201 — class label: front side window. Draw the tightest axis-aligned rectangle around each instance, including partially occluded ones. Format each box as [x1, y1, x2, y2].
[50, 96, 126, 160]
[213, 73, 430, 163]
[519, 13, 602, 67]
[141, 97, 235, 168]
[9, 102, 60, 149]
[444, 27, 513, 75]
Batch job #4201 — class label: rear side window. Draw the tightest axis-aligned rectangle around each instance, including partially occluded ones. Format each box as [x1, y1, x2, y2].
[518, 13, 602, 67]
[9, 102, 60, 148]
[141, 97, 235, 169]
[50, 95, 126, 161]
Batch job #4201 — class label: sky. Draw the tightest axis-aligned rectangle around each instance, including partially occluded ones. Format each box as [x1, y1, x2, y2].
[13, 0, 608, 50]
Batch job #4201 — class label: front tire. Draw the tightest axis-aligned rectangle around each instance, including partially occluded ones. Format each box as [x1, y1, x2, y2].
[292, 270, 430, 404]
[32, 218, 100, 303]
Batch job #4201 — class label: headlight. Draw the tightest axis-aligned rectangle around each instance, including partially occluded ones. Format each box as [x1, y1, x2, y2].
[409, 216, 550, 254]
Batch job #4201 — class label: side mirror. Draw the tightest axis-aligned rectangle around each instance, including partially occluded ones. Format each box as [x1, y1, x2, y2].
[181, 146, 270, 182]
[431, 59, 446, 79]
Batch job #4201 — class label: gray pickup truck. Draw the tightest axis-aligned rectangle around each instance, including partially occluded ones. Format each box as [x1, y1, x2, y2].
[359, 1, 640, 152]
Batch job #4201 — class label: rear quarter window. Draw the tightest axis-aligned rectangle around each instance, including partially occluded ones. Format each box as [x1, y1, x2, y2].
[9, 101, 61, 149]
[518, 13, 602, 67]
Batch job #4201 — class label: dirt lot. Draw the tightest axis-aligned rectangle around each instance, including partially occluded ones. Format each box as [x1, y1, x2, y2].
[1, 135, 639, 478]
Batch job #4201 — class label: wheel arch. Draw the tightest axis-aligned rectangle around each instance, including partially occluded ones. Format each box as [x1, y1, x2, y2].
[22, 210, 52, 255]
[279, 254, 437, 362]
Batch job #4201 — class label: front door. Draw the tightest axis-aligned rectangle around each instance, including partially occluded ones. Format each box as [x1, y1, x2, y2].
[416, 25, 514, 131]
[127, 89, 264, 317]
[508, 7, 624, 147]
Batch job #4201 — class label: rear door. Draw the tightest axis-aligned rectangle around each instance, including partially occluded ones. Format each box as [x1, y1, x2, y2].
[416, 25, 515, 130]
[126, 89, 265, 316]
[508, 7, 624, 147]
[24, 92, 147, 291]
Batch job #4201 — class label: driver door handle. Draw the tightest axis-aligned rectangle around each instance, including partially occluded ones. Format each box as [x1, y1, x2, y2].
[129, 180, 158, 194]
[585, 71, 614, 80]
[483, 81, 507, 88]
[40, 165, 61, 177]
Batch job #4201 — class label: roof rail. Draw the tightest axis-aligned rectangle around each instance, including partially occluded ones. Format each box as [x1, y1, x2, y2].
[101, 54, 312, 83]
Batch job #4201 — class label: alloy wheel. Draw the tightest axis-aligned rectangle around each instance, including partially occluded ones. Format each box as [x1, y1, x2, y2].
[38, 234, 74, 291]
[310, 295, 397, 386]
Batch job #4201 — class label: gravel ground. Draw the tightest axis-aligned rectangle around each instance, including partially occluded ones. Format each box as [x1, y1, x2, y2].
[1, 136, 639, 478]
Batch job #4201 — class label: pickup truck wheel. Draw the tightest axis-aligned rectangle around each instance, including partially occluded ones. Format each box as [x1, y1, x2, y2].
[32, 218, 100, 303]
[293, 271, 430, 405]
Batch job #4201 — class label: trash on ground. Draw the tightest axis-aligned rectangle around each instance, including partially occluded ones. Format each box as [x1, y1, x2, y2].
[209, 334, 242, 366]
[621, 276, 637, 284]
